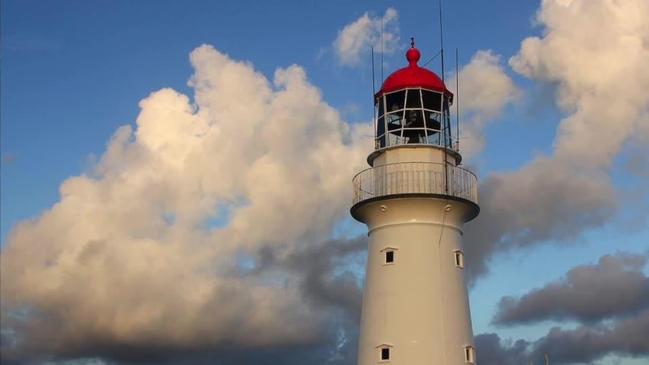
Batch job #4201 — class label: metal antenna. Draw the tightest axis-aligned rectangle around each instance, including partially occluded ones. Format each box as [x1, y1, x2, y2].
[438, 0, 450, 147]
[439, 0, 445, 83]
[371, 47, 376, 97]
[438, 0, 450, 194]
[380, 16, 384, 84]
[422, 49, 442, 67]
[455, 47, 460, 152]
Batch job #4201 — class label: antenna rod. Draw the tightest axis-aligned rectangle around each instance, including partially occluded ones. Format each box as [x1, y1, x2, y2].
[439, 0, 445, 83]
[371, 47, 376, 97]
[438, 0, 450, 194]
[380, 17, 384, 84]
[455, 47, 460, 151]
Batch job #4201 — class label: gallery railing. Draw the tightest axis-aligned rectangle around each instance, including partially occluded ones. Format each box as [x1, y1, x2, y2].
[352, 162, 478, 206]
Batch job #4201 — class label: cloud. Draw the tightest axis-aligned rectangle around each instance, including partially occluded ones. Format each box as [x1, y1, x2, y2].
[534, 309, 649, 364]
[493, 253, 649, 325]
[483, 253, 649, 364]
[333, 8, 399, 66]
[0, 44, 372, 363]
[464, 0, 649, 280]
[477, 253, 649, 364]
[474, 333, 530, 365]
[282, 236, 366, 322]
[510, 0, 649, 169]
[452, 50, 520, 161]
[475, 312, 649, 365]
[465, 159, 616, 280]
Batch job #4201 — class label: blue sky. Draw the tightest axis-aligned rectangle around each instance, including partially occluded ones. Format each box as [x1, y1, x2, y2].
[2, 0, 547, 245]
[2, 1, 648, 364]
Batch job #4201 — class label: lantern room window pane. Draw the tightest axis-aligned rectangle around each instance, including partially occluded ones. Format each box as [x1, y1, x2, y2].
[406, 89, 422, 108]
[387, 133, 402, 146]
[378, 135, 386, 148]
[404, 110, 424, 128]
[386, 91, 406, 112]
[425, 111, 442, 130]
[404, 129, 426, 144]
[387, 111, 403, 132]
[422, 90, 442, 111]
[377, 116, 385, 137]
[426, 132, 440, 145]
[377, 96, 385, 117]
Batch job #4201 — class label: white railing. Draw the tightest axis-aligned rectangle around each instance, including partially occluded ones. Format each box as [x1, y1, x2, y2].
[352, 162, 478, 206]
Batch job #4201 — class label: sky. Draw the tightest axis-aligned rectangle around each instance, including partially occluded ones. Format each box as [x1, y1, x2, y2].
[1, 1, 648, 364]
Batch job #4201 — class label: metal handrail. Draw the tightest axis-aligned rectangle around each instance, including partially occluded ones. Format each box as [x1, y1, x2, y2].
[352, 162, 478, 205]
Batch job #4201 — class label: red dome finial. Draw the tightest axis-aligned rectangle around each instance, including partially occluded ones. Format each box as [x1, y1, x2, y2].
[406, 37, 421, 66]
[377, 37, 452, 97]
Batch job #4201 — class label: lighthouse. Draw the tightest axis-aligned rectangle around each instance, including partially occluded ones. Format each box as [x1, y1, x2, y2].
[351, 41, 479, 365]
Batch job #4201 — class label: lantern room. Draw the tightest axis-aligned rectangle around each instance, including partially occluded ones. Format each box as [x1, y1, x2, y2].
[374, 42, 453, 150]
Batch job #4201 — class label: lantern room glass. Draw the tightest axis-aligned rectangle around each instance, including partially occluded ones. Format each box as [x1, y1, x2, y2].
[375, 88, 447, 149]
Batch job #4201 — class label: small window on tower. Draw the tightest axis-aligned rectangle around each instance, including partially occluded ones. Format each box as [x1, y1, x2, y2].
[380, 247, 397, 265]
[379, 346, 391, 361]
[381, 347, 390, 360]
[454, 250, 465, 269]
[385, 250, 394, 264]
[464, 345, 475, 364]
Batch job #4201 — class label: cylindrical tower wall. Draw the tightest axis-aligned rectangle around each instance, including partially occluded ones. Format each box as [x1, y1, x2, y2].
[355, 198, 474, 365]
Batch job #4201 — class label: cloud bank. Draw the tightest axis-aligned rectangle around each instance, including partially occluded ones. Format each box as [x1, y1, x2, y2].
[494, 253, 649, 325]
[0, 37, 515, 365]
[3, 0, 649, 364]
[1, 45, 371, 364]
[464, 0, 649, 280]
[479, 252, 649, 365]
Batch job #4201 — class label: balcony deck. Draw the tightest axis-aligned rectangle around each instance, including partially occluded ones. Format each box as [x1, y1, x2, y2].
[352, 162, 479, 214]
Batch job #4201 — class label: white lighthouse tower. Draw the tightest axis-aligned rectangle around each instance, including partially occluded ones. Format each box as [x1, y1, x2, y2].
[352, 41, 479, 365]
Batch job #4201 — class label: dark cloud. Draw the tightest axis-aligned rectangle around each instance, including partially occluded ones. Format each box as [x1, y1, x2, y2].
[533, 309, 649, 364]
[248, 235, 366, 321]
[474, 311, 649, 365]
[2, 340, 355, 365]
[1, 236, 366, 365]
[474, 333, 530, 365]
[481, 252, 649, 364]
[283, 236, 366, 322]
[476, 317, 649, 365]
[493, 253, 649, 325]
[464, 160, 616, 282]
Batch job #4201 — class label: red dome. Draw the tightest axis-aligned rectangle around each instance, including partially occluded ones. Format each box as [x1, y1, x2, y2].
[377, 46, 452, 97]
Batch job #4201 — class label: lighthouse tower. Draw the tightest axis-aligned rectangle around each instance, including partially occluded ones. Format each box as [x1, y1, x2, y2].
[351, 41, 479, 365]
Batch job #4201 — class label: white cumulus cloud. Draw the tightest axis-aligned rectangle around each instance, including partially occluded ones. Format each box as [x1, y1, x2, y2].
[333, 8, 399, 66]
[465, 0, 649, 279]
[451, 50, 520, 161]
[0, 45, 372, 362]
